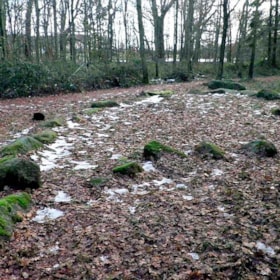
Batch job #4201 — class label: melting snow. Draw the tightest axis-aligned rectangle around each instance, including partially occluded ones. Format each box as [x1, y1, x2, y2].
[70, 160, 97, 170]
[110, 154, 123, 160]
[32, 208, 64, 223]
[135, 95, 163, 105]
[153, 178, 173, 186]
[54, 191, 72, 203]
[104, 188, 129, 202]
[188, 253, 200, 260]
[67, 120, 81, 129]
[183, 195, 193, 201]
[128, 206, 136, 214]
[256, 242, 276, 256]
[176, 183, 188, 189]
[142, 161, 156, 172]
[211, 169, 224, 176]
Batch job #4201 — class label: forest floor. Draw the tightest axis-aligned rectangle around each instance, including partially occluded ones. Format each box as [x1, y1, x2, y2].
[0, 78, 279, 279]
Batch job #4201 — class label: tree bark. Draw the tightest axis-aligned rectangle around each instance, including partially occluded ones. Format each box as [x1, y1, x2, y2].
[136, 0, 149, 84]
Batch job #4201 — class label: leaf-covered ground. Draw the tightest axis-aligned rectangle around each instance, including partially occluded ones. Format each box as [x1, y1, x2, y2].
[0, 80, 279, 279]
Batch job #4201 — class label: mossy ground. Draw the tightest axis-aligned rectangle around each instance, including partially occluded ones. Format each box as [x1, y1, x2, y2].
[41, 118, 63, 128]
[255, 89, 280, 100]
[143, 140, 186, 160]
[0, 193, 32, 239]
[208, 80, 246, 91]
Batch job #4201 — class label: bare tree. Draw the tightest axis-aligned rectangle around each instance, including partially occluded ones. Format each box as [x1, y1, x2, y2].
[136, 0, 149, 83]
[0, 0, 6, 59]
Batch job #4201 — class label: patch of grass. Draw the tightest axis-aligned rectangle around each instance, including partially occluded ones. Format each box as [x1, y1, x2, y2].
[89, 177, 109, 188]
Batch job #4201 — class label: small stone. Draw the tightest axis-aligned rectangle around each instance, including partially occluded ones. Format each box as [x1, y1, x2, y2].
[22, 272, 29, 279]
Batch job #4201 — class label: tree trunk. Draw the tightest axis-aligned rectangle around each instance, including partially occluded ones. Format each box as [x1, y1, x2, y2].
[53, 0, 59, 60]
[136, 0, 149, 84]
[272, 0, 279, 67]
[172, 0, 178, 68]
[216, 0, 229, 80]
[34, 0, 40, 63]
[0, 0, 6, 59]
[25, 0, 33, 59]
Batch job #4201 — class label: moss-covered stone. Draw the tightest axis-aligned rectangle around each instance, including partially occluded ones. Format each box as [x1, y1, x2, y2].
[41, 118, 63, 128]
[208, 80, 246, 91]
[0, 136, 43, 157]
[255, 89, 280, 100]
[194, 141, 225, 159]
[0, 158, 41, 190]
[33, 130, 57, 144]
[242, 140, 278, 157]
[91, 100, 119, 108]
[0, 192, 32, 240]
[143, 140, 186, 161]
[113, 162, 143, 176]
[271, 108, 280, 116]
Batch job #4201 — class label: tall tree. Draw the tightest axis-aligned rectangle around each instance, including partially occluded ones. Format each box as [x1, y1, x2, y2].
[248, 0, 263, 79]
[0, 0, 6, 59]
[272, 0, 279, 67]
[216, 0, 229, 79]
[25, 0, 33, 59]
[136, 0, 149, 83]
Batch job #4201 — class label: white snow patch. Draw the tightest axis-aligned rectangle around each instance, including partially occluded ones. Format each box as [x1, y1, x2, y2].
[153, 178, 173, 186]
[104, 188, 129, 202]
[188, 253, 200, 260]
[183, 195, 193, 201]
[211, 168, 224, 176]
[135, 95, 163, 105]
[32, 208, 64, 223]
[217, 206, 225, 212]
[67, 120, 81, 129]
[131, 183, 150, 195]
[128, 206, 136, 214]
[110, 154, 123, 160]
[96, 133, 109, 138]
[256, 241, 276, 256]
[71, 160, 97, 170]
[142, 161, 156, 172]
[54, 191, 72, 203]
[176, 183, 188, 189]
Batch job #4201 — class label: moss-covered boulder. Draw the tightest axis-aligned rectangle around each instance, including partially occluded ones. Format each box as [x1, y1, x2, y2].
[255, 89, 280, 100]
[33, 130, 57, 144]
[0, 158, 41, 190]
[242, 140, 278, 157]
[0, 136, 43, 157]
[0, 192, 32, 240]
[194, 141, 225, 159]
[41, 118, 63, 128]
[113, 162, 143, 176]
[91, 100, 119, 108]
[143, 140, 186, 161]
[271, 108, 280, 116]
[208, 80, 246, 91]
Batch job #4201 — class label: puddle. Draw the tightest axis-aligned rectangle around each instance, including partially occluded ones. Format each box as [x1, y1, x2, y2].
[54, 191, 72, 203]
[32, 207, 64, 223]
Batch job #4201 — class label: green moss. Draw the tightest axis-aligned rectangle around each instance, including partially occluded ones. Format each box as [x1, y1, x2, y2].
[89, 177, 109, 187]
[143, 140, 186, 160]
[33, 130, 57, 144]
[84, 108, 101, 115]
[91, 100, 119, 108]
[243, 140, 278, 157]
[194, 141, 225, 160]
[271, 108, 280, 116]
[41, 118, 63, 128]
[0, 158, 41, 190]
[208, 80, 246, 91]
[255, 89, 280, 100]
[0, 192, 32, 240]
[0, 136, 43, 156]
[113, 161, 143, 176]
